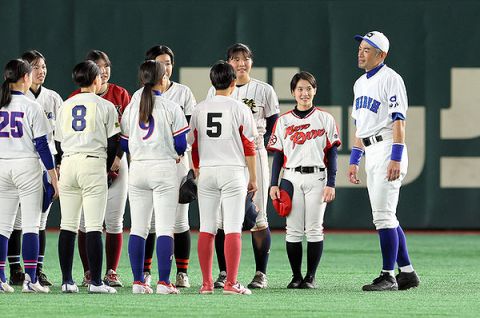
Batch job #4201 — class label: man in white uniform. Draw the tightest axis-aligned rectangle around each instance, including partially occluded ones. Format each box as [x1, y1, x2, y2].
[348, 31, 420, 291]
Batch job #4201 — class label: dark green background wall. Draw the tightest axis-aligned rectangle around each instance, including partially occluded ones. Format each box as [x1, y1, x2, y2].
[1, 0, 480, 229]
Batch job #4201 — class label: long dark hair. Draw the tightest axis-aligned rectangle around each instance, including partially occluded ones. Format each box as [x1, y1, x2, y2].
[138, 60, 165, 123]
[0, 59, 32, 108]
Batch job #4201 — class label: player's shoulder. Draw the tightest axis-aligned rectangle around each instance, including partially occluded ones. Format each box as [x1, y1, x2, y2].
[108, 83, 130, 95]
[41, 86, 63, 101]
[314, 107, 337, 121]
[171, 81, 193, 93]
[157, 94, 182, 110]
[250, 78, 271, 88]
[382, 65, 405, 82]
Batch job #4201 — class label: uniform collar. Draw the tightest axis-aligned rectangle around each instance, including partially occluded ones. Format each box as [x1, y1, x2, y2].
[366, 63, 385, 79]
[153, 90, 162, 96]
[11, 90, 24, 95]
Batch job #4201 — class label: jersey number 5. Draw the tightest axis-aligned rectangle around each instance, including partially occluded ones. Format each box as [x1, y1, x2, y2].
[207, 113, 222, 137]
[0, 111, 24, 138]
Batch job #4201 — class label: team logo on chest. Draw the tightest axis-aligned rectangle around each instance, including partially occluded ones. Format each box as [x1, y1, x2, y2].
[355, 96, 381, 113]
[242, 98, 257, 114]
[284, 123, 325, 149]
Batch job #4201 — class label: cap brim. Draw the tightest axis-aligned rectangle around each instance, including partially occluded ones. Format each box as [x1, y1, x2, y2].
[354, 35, 382, 51]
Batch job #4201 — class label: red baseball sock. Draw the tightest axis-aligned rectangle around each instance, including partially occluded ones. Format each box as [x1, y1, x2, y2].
[78, 230, 89, 272]
[197, 232, 215, 286]
[106, 232, 123, 271]
[225, 233, 241, 285]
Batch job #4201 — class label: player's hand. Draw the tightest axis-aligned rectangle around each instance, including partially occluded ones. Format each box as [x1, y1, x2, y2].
[348, 164, 361, 184]
[270, 186, 280, 200]
[193, 168, 200, 179]
[175, 157, 181, 164]
[322, 186, 335, 203]
[51, 176, 59, 199]
[248, 179, 258, 196]
[55, 165, 61, 180]
[387, 160, 401, 181]
[110, 156, 121, 172]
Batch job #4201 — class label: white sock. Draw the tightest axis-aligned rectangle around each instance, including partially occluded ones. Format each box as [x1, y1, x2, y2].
[382, 270, 395, 277]
[399, 265, 414, 273]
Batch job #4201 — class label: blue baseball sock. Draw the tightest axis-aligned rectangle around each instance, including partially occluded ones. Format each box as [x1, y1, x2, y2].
[378, 228, 399, 272]
[156, 236, 174, 284]
[396, 226, 412, 267]
[128, 235, 146, 282]
[22, 233, 39, 283]
[0, 235, 8, 282]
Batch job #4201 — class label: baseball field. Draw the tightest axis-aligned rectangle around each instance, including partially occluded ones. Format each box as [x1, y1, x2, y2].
[1, 231, 479, 317]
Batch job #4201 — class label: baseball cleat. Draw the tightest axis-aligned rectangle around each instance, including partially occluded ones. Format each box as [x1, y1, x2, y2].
[61, 282, 79, 293]
[104, 269, 123, 287]
[396, 270, 420, 290]
[132, 281, 154, 294]
[287, 276, 303, 289]
[247, 271, 268, 289]
[199, 283, 214, 294]
[175, 272, 190, 288]
[143, 272, 152, 287]
[81, 271, 91, 287]
[300, 275, 317, 289]
[88, 282, 117, 294]
[0, 281, 14, 293]
[22, 274, 50, 293]
[156, 281, 180, 294]
[362, 272, 398, 291]
[214, 271, 227, 289]
[9, 268, 25, 286]
[223, 281, 252, 295]
[37, 270, 53, 287]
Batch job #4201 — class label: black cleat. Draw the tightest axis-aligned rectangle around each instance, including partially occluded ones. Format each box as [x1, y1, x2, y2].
[300, 275, 317, 289]
[396, 270, 420, 290]
[287, 276, 303, 289]
[37, 270, 53, 287]
[362, 272, 398, 291]
[9, 269, 25, 286]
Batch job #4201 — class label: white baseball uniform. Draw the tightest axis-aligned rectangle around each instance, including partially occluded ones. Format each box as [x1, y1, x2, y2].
[190, 95, 258, 235]
[268, 107, 341, 242]
[121, 93, 189, 239]
[352, 64, 409, 230]
[131, 83, 196, 234]
[55, 92, 120, 233]
[0, 93, 51, 237]
[208, 78, 279, 230]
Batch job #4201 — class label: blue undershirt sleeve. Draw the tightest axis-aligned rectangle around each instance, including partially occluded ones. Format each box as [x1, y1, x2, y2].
[34, 135, 54, 170]
[326, 145, 338, 187]
[271, 150, 284, 187]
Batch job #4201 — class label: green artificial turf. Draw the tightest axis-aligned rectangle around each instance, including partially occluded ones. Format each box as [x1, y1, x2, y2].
[1, 232, 479, 317]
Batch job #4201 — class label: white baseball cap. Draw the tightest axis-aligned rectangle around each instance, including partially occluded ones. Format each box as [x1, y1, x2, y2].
[354, 31, 389, 53]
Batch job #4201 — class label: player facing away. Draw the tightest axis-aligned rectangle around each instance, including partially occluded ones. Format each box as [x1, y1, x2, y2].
[207, 43, 279, 289]
[121, 60, 189, 295]
[131, 45, 197, 288]
[0, 59, 58, 293]
[70, 50, 130, 288]
[192, 61, 258, 295]
[56, 61, 120, 294]
[348, 31, 420, 291]
[7, 50, 63, 287]
[267, 72, 341, 289]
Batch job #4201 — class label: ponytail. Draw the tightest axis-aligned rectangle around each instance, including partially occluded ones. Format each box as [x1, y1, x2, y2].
[0, 59, 32, 108]
[138, 60, 166, 123]
[0, 79, 12, 108]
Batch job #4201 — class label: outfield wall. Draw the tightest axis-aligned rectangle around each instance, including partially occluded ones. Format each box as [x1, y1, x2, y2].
[1, 0, 480, 229]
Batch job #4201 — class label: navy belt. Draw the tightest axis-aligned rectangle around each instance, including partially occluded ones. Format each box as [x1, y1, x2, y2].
[289, 166, 325, 174]
[362, 135, 383, 147]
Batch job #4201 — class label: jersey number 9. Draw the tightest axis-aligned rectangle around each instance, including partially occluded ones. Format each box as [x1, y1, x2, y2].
[0, 111, 24, 138]
[139, 115, 155, 140]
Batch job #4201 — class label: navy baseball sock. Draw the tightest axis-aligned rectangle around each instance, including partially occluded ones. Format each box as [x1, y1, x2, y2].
[378, 228, 399, 273]
[156, 236, 174, 283]
[396, 226, 412, 267]
[128, 235, 145, 282]
[58, 230, 76, 284]
[252, 228, 271, 274]
[7, 229, 22, 272]
[0, 235, 8, 282]
[22, 233, 39, 283]
[306, 240, 324, 277]
[174, 230, 191, 274]
[144, 232, 156, 274]
[37, 230, 46, 272]
[86, 231, 103, 286]
[215, 229, 227, 272]
[77, 230, 89, 273]
[286, 241, 303, 279]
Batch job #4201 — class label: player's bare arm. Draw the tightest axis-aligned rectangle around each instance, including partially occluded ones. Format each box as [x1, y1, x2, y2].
[348, 137, 364, 184]
[245, 155, 257, 195]
[387, 119, 405, 181]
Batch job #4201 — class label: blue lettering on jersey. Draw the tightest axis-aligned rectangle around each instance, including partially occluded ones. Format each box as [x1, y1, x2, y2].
[355, 96, 381, 113]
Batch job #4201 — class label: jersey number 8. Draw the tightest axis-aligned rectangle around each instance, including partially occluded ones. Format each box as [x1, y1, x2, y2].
[72, 105, 87, 132]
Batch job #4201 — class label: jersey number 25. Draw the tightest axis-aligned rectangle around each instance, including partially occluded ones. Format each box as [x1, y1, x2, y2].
[0, 111, 24, 138]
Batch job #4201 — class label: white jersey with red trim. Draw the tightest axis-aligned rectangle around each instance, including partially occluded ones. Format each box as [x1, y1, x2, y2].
[208, 78, 279, 142]
[0, 94, 51, 159]
[267, 107, 341, 168]
[55, 92, 120, 159]
[190, 95, 258, 168]
[352, 64, 408, 138]
[26, 86, 63, 154]
[121, 94, 188, 161]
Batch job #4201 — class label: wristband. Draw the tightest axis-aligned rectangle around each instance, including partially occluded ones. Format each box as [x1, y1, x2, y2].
[349, 147, 364, 165]
[391, 143, 404, 162]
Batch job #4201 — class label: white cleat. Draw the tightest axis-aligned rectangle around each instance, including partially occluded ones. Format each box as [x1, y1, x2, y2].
[88, 282, 117, 294]
[175, 272, 190, 288]
[223, 281, 252, 295]
[22, 274, 50, 293]
[132, 281, 154, 294]
[62, 282, 79, 293]
[0, 281, 14, 293]
[156, 281, 180, 294]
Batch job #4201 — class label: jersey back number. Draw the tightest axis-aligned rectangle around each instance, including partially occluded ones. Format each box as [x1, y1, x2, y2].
[0, 111, 24, 138]
[206, 113, 222, 137]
